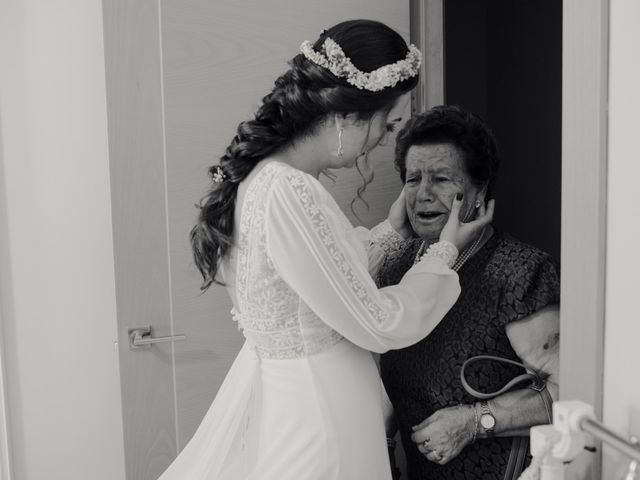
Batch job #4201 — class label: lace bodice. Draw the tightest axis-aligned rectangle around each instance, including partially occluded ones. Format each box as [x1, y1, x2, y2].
[226, 161, 461, 360]
[232, 163, 343, 359]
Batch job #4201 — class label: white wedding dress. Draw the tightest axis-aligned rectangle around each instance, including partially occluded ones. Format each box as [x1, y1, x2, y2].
[157, 161, 460, 480]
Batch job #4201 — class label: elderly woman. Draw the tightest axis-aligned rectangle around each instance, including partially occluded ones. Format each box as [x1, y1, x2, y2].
[377, 105, 560, 480]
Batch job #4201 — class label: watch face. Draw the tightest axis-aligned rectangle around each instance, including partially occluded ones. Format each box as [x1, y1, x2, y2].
[480, 414, 496, 430]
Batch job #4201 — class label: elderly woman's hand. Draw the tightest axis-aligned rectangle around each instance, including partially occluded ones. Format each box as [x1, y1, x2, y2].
[410, 405, 476, 465]
[440, 195, 495, 252]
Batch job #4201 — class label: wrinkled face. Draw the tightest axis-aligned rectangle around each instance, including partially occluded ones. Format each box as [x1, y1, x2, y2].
[404, 143, 485, 242]
[336, 93, 410, 168]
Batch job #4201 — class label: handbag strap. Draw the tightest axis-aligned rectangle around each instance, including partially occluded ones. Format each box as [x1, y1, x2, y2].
[504, 436, 529, 480]
[461, 355, 554, 480]
[460, 355, 543, 400]
[539, 383, 554, 424]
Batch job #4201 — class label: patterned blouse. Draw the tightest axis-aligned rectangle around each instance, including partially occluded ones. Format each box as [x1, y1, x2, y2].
[378, 230, 560, 480]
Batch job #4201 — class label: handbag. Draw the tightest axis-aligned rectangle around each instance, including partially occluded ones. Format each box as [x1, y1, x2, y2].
[460, 355, 554, 480]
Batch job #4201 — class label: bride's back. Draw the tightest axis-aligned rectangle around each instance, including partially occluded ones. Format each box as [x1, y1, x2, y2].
[226, 161, 344, 360]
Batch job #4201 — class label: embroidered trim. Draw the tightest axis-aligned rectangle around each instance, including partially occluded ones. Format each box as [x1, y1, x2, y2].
[370, 219, 406, 255]
[283, 171, 393, 326]
[422, 240, 458, 269]
[234, 162, 344, 359]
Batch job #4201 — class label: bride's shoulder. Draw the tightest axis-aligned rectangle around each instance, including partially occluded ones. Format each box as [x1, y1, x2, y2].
[239, 161, 323, 210]
[262, 161, 325, 198]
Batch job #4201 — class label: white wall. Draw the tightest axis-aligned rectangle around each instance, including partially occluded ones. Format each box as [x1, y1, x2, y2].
[602, 0, 640, 477]
[0, 1, 126, 479]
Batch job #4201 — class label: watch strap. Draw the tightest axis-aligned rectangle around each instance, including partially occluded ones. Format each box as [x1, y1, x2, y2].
[480, 401, 495, 436]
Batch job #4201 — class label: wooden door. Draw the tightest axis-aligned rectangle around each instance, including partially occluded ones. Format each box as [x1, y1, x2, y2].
[103, 1, 411, 478]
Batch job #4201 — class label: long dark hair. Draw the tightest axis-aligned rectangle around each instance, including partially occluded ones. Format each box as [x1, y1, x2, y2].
[191, 20, 419, 290]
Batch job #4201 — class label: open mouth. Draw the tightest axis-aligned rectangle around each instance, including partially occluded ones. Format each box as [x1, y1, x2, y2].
[415, 211, 446, 223]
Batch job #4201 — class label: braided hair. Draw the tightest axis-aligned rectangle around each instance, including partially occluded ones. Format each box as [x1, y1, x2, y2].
[191, 19, 419, 290]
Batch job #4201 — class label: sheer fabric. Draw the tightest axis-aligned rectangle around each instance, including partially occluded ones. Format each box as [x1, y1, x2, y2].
[157, 161, 460, 479]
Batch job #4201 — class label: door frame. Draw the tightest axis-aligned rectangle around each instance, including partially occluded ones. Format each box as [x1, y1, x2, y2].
[410, 0, 444, 111]
[560, 0, 609, 478]
[0, 121, 13, 480]
[412, 0, 609, 478]
[0, 304, 11, 480]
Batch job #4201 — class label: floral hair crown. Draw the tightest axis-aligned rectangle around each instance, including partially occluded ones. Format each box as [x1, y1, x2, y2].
[299, 37, 422, 92]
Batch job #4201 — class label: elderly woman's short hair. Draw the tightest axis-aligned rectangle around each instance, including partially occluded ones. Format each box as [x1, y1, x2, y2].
[394, 105, 501, 198]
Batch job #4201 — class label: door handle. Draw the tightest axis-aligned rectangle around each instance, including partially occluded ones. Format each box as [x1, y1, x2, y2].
[128, 326, 186, 350]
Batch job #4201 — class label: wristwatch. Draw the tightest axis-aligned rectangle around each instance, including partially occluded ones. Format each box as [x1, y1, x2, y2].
[479, 401, 496, 436]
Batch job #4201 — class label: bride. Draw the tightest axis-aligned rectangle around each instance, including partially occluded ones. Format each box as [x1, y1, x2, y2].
[158, 19, 494, 480]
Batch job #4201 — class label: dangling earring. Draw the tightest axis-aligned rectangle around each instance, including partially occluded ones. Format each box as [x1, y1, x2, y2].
[337, 128, 344, 159]
[475, 199, 481, 208]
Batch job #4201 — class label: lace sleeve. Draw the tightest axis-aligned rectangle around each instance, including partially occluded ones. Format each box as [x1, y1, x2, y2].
[369, 220, 406, 253]
[364, 220, 411, 278]
[264, 169, 461, 353]
[351, 220, 408, 278]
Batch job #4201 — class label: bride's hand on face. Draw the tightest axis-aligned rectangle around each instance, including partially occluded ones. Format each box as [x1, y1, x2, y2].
[439, 194, 495, 252]
[387, 188, 414, 240]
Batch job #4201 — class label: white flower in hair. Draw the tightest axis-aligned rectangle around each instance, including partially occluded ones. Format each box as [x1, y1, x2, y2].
[300, 37, 421, 92]
[211, 165, 226, 184]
